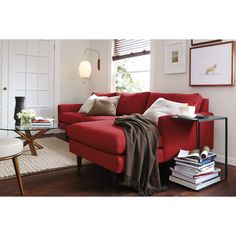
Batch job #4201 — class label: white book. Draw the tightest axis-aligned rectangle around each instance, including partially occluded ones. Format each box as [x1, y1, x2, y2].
[170, 167, 221, 179]
[174, 164, 215, 174]
[176, 114, 196, 119]
[32, 118, 54, 126]
[171, 171, 219, 184]
[169, 175, 221, 191]
[31, 123, 53, 126]
[31, 123, 53, 128]
[175, 160, 215, 170]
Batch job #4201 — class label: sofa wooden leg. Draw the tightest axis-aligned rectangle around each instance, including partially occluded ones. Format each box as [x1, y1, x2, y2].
[111, 172, 119, 188]
[65, 133, 69, 142]
[76, 155, 82, 171]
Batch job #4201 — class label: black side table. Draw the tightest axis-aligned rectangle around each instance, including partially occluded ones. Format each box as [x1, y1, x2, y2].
[171, 115, 228, 179]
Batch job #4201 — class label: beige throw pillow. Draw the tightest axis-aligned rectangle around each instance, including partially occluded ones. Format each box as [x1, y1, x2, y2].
[105, 95, 120, 107]
[87, 99, 116, 116]
[78, 94, 108, 113]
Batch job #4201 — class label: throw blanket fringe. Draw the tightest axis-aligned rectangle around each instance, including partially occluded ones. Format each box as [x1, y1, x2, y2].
[115, 113, 167, 195]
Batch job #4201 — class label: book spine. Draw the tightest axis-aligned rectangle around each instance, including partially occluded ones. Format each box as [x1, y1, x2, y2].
[169, 175, 221, 191]
[171, 172, 219, 184]
[193, 168, 221, 178]
[170, 168, 194, 178]
[175, 158, 215, 167]
[200, 156, 216, 165]
[175, 161, 215, 170]
[32, 123, 53, 125]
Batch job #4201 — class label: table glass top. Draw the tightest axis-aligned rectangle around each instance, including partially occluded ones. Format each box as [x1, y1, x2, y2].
[0, 123, 58, 131]
[171, 115, 227, 122]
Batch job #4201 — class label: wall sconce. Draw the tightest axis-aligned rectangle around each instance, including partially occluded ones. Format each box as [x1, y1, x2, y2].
[79, 61, 92, 78]
[79, 48, 100, 78]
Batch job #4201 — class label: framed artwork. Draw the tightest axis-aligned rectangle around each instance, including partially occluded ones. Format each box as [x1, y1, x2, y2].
[191, 39, 222, 46]
[190, 41, 235, 86]
[165, 40, 186, 74]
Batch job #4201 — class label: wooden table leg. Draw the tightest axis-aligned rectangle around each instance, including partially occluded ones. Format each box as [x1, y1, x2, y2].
[23, 140, 42, 149]
[12, 156, 24, 196]
[34, 142, 43, 149]
[25, 130, 37, 156]
[15, 129, 48, 156]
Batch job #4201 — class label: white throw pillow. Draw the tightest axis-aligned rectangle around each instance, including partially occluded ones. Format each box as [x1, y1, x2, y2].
[79, 94, 107, 113]
[143, 98, 188, 124]
[180, 105, 196, 117]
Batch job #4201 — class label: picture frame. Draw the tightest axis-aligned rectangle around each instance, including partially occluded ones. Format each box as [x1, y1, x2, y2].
[164, 40, 186, 74]
[190, 41, 235, 86]
[191, 39, 222, 46]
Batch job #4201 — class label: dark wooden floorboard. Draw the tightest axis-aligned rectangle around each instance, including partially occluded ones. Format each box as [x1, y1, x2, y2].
[0, 133, 235, 196]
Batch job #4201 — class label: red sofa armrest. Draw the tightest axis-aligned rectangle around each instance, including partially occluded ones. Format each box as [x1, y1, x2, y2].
[199, 98, 209, 112]
[58, 104, 84, 130]
[157, 112, 214, 162]
[158, 116, 196, 161]
[58, 104, 83, 114]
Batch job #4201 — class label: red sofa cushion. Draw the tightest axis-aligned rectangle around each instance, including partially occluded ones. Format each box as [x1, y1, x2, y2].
[70, 140, 125, 173]
[116, 92, 150, 115]
[145, 93, 203, 112]
[79, 115, 117, 122]
[67, 120, 163, 155]
[59, 112, 87, 124]
[67, 120, 126, 155]
[69, 139, 165, 173]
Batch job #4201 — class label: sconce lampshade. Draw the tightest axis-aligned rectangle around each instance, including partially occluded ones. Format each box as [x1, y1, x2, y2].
[79, 61, 92, 78]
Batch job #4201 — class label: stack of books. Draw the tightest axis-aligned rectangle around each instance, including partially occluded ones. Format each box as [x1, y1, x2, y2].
[32, 117, 54, 127]
[169, 147, 221, 190]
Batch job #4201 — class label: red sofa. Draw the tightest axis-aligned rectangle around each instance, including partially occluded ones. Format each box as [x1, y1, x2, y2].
[58, 92, 213, 174]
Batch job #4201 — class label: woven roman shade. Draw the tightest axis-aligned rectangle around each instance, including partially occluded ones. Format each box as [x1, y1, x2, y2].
[112, 39, 150, 61]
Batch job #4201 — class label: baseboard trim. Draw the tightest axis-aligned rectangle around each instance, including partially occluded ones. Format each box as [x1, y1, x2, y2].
[215, 154, 236, 166]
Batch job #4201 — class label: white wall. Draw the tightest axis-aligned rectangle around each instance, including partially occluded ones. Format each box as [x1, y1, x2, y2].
[59, 40, 112, 104]
[89, 40, 112, 94]
[60, 40, 91, 104]
[85, 39, 236, 166]
[153, 40, 236, 165]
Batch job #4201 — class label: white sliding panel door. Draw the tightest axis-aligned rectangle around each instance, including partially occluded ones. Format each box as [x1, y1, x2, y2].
[8, 40, 55, 128]
[0, 41, 8, 137]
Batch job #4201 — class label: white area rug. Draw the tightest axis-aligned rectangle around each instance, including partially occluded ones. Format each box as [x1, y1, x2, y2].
[0, 137, 88, 179]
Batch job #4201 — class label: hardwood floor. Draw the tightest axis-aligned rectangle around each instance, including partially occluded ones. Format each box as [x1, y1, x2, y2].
[0, 134, 235, 196]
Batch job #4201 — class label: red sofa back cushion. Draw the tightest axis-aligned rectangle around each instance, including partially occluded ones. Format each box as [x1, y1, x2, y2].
[145, 93, 203, 112]
[116, 92, 150, 115]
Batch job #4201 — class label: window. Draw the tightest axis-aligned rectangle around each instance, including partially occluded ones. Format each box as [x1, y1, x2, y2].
[112, 39, 150, 93]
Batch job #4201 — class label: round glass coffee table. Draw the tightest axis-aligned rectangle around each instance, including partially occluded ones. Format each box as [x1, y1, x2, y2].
[0, 124, 58, 156]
